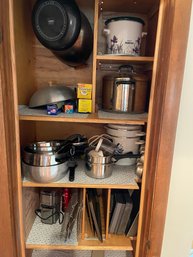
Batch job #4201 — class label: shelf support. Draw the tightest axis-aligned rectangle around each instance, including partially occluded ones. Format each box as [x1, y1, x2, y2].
[92, 0, 100, 113]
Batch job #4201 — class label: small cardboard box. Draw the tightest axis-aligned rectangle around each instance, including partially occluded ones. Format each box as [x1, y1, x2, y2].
[78, 99, 92, 113]
[64, 104, 74, 114]
[47, 102, 63, 115]
[77, 83, 92, 99]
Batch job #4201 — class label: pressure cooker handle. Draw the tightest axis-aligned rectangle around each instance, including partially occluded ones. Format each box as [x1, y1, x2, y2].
[119, 65, 134, 74]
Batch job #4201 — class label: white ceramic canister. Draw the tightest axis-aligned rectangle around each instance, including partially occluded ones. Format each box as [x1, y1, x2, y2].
[104, 16, 145, 56]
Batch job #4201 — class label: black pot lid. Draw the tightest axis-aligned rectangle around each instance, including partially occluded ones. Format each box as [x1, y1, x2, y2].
[32, 0, 81, 50]
[105, 16, 145, 26]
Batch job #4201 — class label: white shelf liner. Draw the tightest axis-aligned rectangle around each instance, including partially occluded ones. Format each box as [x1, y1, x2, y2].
[23, 161, 138, 188]
[31, 250, 133, 257]
[19, 105, 89, 118]
[98, 110, 147, 121]
[26, 217, 78, 246]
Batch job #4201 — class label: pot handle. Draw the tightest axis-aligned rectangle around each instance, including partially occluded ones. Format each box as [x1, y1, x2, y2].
[135, 140, 145, 145]
[135, 132, 146, 137]
[119, 65, 134, 74]
[142, 32, 148, 37]
[103, 28, 110, 35]
[113, 152, 141, 161]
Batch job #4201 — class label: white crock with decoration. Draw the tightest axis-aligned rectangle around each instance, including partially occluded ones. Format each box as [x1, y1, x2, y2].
[104, 16, 145, 56]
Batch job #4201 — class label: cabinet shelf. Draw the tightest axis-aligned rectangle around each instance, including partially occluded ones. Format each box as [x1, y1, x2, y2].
[31, 250, 133, 257]
[19, 105, 148, 125]
[96, 55, 154, 64]
[26, 217, 133, 251]
[22, 161, 139, 190]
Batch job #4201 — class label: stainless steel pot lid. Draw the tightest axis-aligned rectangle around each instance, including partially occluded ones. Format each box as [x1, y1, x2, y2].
[29, 85, 76, 108]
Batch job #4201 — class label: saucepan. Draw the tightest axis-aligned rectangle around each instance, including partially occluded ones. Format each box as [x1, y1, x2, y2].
[85, 149, 141, 179]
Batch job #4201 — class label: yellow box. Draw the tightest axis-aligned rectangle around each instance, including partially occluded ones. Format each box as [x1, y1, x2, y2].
[78, 99, 92, 113]
[77, 83, 92, 99]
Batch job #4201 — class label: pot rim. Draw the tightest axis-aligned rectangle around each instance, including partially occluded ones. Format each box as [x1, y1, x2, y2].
[105, 16, 145, 26]
[107, 133, 141, 139]
[105, 125, 141, 132]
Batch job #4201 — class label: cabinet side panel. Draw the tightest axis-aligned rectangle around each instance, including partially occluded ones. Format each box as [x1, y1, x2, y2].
[23, 188, 40, 239]
[0, 0, 26, 256]
[0, 45, 17, 257]
[136, 0, 193, 257]
[13, 0, 35, 105]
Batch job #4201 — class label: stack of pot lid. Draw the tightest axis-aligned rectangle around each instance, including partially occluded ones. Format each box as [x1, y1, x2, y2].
[105, 124, 145, 166]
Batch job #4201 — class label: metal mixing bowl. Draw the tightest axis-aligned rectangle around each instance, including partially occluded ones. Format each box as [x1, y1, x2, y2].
[22, 161, 68, 183]
[29, 85, 76, 108]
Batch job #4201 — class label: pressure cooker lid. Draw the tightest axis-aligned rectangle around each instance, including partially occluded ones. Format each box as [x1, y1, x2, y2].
[115, 77, 135, 83]
[32, 0, 81, 50]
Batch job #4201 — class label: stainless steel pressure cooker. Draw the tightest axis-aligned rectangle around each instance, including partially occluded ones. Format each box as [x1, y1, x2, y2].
[102, 65, 149, 113]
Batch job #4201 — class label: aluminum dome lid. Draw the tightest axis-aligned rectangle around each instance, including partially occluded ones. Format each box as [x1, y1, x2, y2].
[29, 84, 76, 108]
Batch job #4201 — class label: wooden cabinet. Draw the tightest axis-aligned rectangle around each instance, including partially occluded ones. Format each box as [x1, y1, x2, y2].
[0, 0, 192, 257]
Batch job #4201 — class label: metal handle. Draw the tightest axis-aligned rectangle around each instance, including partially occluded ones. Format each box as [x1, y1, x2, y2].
[69, 167, 75, 182]
[119, 65, 134, 73]
[113, 152, 141, 161]
[128, 84, 135, 112]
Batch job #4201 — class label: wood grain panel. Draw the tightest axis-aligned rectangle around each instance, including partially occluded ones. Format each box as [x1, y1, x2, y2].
[13, 0, 35, 105]
[25, 250, 33, 257]
[19, 121, 36, 146]
[146, 0, 193, 256]
[33, 44, 93, 88]
[145, 10, 159, 56]
[23, 188, 39, 239]
[135, 0, 166, 256]
[91, 0, 100, 111]
[102, 0, 159, 14]
[0, 29, 16, 257]
[0, 0, 26, 256]
[34, 122, 105, 141]
[136, 0, 193, 257]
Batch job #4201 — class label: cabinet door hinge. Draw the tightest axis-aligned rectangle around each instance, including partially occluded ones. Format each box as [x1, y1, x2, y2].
[146, 239, 151, 250]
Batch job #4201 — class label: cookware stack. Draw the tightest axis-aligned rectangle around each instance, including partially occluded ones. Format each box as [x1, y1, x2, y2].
[85, 134, 142, 179]
[105, 124, 145, 166]
[22, 135, 88, 183]
[22, 140, 71, 183]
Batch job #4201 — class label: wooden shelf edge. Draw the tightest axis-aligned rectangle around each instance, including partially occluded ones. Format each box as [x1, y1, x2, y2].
[26, 236, 133, 251]
[22, 182, 139, 190]
[19, 115, 147, 125]
[19, 114, 147, 125]
[96, 55, 154, 63]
